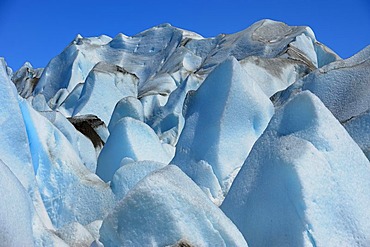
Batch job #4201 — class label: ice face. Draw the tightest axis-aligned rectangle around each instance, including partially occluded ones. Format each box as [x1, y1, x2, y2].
[33, 24, 187, 104]
[239, 56, 311, 97]
[34, 44, 97, 103]
[19, 100, 114, 229]
[96, 117, 171, 182]
[172, 57, 274, 204]
[276, 45, 370, 123]
[56, 222, 94, 247]
[1, 19, 368, 246]
[72, 62, 139, 124]
[302, 46, 370, 122]
[313, 41, 340, 67]
[0, 59, 36, 191]
[0, 160, 34, 246]
[289, 33, 318, 67]
[221, 91, 370, 246]
[146, 74, 201, 146]
[100, 165, 247, 246]
[39, 111, 97, 172]
[110, 160, 167, 201]
[28, 19, 337, 123]
[11, 61, 43, 98]
[0, 58, 53, 229]
[108, 96, 144, 132]
[343, 110, 370, 160]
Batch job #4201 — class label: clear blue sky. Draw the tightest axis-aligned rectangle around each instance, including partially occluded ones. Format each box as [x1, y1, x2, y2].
[1, 0, 369, 70]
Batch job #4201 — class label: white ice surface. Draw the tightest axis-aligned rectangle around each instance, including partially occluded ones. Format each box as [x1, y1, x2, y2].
[108, 96, 144, 132]
[19, 100, 114, 228]
[0, 160, 34, 246]
[73, 62, 138, 124]
[222, 91, 370, 246]
[0, 58, 53, 229]
[100, 165, 248, 246]
[1, 20, 365, 246]
[111, 160, 166, 201]
[96, 117, 171, 182]
[172, 57, 274, 204]
[40, 111, 97, 172]
[343, 110, 370, 160]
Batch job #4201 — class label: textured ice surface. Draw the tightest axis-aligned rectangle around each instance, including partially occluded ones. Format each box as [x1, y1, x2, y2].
[111, 160, 166, 201]
[72, 62, 139, 124]
[343, 110, 370, 160]
[19, 100, 114, 228]
[56, 222, 94, 247]
[302, 45, 370, 122]
[108, 96, 144, 132]
[40, 111, 97, 172]
[31, 19, 337, 120]
[222, 91, 370, 246]
[96, 117, 171, 182]
[0, 58, 37, 195]
[0, 160, 34, 246]
[12, 62, 43, 98]
[0, 59, 53, 230]
[100, 165, 247, 246]
[32, 214, 69, 247]
[276, 45, 370, 122]
[240, 56, 310, 97]
[147, 74, 200, 146]
[84, 220, 103, 242]
[2, 19, 368, 246]
[172, 57, 274, 204]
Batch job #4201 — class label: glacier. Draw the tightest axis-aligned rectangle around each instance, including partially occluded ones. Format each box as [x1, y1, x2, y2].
[221, 91, 370, 246]
[0, 159, 34, 246]
[171, 57, 274, 205]
[100, 165, 247, 246]
[0, 19, 369, 246]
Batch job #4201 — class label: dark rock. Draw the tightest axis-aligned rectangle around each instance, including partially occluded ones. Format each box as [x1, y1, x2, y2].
[172, 240, 194, 247]
[68, 115, 105, 148]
